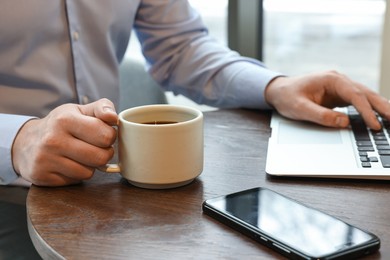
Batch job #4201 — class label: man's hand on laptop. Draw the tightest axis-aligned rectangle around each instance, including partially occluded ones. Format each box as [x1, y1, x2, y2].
[264, 70, 390, 130]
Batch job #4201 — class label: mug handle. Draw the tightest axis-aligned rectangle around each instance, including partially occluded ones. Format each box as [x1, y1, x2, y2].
[98, 163, 121, 173]
[98, 124, 121, 173]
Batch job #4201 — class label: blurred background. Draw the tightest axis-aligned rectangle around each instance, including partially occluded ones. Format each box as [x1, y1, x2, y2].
[125, 0, 385, 110]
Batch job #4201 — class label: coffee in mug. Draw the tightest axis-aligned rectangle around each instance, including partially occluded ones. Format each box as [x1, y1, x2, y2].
[142, 121, 178, 125]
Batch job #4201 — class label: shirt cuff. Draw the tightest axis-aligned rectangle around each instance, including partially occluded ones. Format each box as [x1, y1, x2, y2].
[214, 61, 284, 109]
[9, 177, 32, 187]
[0, 114, 36, 185]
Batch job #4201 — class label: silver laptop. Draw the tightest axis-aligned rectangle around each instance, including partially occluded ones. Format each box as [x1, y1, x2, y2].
[265, 107, 390, 180]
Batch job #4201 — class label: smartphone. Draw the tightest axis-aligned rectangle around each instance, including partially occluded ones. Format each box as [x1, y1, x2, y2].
[202, 187, 380, 259]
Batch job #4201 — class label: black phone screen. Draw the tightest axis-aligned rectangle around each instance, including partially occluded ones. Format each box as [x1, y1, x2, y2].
[203, 187, 380, 259]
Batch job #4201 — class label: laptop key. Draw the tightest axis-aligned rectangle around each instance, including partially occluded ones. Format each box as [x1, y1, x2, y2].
[369, 157, 379, 162]
[377, 145, 390, 150]
[356, 141, 373, 146]
[378, 150, 390, 155]
[358, 147, 375, 152]
[351, 126, 371, 141]
[361, 162, 372, 168]
[373, 135, 387, 141]
[358, 151, 368, 156]
[352, 128, 371, 141]
[380, 155, 390, 168]
[371, 130, 385, 136]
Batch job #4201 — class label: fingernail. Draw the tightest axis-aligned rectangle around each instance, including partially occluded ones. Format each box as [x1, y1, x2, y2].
[103, 106, 115, 113]
[373, 121, 382, 131]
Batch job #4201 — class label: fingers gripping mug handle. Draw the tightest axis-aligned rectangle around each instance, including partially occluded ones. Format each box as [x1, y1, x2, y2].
[98, 163, 121, 173]
[98, 124, 121, 173]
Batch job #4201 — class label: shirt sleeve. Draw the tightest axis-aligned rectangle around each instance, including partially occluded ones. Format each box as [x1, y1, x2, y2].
[135, 0, 283, 109]
[0, 113, 35, 185]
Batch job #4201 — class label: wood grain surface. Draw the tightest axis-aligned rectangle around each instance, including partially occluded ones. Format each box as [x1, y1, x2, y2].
[27, 109, 390, 259]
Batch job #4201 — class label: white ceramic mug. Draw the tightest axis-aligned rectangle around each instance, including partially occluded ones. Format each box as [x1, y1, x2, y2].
[101, 104, 204, 189]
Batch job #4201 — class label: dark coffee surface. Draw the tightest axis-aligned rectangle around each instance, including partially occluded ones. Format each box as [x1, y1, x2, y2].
[142, 121, 178, 125]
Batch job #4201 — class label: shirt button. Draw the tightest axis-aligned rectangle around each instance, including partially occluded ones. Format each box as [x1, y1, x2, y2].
[73, 31, 80, 41]
[81, 95, 89, 104]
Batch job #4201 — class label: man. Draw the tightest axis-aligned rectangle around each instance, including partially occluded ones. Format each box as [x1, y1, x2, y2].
[0, 1, 389, 258]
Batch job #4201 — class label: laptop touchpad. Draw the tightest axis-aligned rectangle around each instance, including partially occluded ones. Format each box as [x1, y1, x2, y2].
[277, 121, 343, 144]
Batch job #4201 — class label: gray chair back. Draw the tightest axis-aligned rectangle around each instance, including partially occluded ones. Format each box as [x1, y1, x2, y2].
[119, 59, 167, 111]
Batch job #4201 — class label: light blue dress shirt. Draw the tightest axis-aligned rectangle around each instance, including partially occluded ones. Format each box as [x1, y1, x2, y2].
[0, 0, 281, 185]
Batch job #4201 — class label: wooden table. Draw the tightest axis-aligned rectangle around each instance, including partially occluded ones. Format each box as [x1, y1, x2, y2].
[27, 109, 390, 259]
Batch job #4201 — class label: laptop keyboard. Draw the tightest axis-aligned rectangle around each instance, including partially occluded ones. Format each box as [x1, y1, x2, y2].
[348, 106, 390, 168]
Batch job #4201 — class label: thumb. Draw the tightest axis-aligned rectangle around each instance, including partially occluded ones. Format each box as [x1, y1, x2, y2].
[296, 101, 350, 128]
[78, 98, 118, 126]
